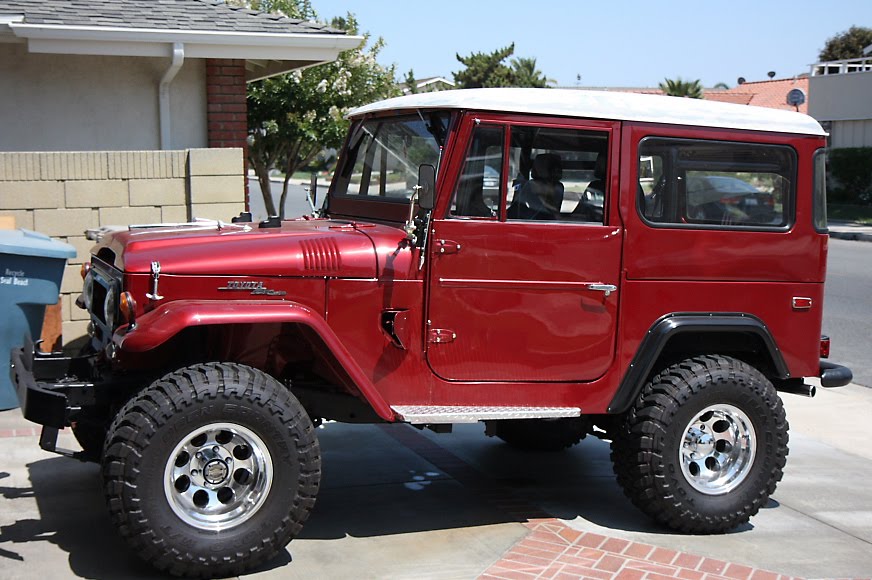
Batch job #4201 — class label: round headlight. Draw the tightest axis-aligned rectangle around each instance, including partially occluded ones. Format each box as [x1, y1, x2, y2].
[81, 271, 94, 310]
[104, 289, 117, 329]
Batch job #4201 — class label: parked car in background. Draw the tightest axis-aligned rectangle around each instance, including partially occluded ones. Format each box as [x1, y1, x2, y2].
[686, 174, 778, 225]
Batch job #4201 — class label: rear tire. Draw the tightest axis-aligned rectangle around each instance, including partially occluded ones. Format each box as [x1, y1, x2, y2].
[102, 362, 321, 578]
[611, 355, 788, 533]
[495, 417, 587, 451]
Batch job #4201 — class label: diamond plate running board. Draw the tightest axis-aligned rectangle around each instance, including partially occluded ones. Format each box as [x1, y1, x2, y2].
[391, 406, 582, 424]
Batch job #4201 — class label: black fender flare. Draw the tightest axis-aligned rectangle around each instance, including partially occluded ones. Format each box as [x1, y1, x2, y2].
[608, 313, 788, 414]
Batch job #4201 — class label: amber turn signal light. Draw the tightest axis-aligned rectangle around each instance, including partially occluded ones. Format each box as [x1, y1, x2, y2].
[119, 291, 137, 326]
[80, 262, 91, 279]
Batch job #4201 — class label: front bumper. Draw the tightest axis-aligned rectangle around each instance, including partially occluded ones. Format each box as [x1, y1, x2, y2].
[11, 337, 98, 429]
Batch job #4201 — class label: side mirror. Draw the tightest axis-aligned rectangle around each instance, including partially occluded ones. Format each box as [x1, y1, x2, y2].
[417, 164, 436, 210]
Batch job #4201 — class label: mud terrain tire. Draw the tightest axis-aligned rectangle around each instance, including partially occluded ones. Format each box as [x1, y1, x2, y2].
[102, 363, 320, 578]
[611, 355, 788, 533]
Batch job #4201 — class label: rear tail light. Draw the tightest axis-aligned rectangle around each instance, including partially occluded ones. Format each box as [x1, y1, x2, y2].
[820, 335, 831, 359]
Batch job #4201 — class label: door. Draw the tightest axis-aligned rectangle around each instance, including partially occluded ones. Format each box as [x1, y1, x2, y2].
[426, 117, 622, 382]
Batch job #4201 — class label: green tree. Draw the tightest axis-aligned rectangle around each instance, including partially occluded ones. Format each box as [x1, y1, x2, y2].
[404, 69, 419, 94]
[454, 44, 554, 88]
[244, 4, 398, 216]
[510, 57, 554, 88]
[819, 26, 872, 61]
[659, 78, 704, 99]
[454, 43, 517, 88]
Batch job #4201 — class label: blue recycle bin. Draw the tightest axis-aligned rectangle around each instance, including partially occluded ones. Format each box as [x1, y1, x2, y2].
[0, 229, 76, 410]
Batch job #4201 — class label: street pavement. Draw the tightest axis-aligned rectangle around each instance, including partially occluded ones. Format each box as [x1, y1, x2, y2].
[1, 381, 871, 579]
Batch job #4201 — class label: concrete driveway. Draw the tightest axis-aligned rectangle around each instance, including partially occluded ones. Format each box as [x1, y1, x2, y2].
[1, 382, 871, 579]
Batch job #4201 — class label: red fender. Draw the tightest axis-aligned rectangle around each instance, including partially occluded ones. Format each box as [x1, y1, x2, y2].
[114, 300, 396, 421]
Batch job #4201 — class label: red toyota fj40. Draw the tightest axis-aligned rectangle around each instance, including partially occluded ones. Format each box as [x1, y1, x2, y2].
[12, 88, 852, 577]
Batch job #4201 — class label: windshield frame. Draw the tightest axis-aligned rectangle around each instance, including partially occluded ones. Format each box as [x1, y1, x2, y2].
[326, 111, 454, 222]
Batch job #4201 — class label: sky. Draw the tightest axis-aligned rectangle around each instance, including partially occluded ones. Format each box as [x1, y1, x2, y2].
[310, 0, 871, 89]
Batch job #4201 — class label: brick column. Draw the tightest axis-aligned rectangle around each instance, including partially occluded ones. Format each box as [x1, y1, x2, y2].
[206, 59, 249, 207]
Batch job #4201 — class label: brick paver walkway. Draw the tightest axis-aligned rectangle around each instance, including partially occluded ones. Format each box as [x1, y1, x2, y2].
[481, 521, 798, 580]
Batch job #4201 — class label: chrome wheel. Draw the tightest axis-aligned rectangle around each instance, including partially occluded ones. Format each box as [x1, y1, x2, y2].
[164, 422, 273, 531]
[679, 404, 756, 495]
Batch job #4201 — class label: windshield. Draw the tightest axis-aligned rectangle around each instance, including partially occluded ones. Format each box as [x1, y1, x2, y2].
[332, 112, 450, 201]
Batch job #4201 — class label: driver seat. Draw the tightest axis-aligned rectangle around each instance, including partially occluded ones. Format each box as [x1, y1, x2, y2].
[509, 153, 564, 220]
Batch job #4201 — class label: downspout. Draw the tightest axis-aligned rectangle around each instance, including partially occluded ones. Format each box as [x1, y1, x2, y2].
[159, 42, 185, 150]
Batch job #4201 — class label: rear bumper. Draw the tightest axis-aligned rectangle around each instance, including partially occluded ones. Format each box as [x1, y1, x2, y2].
[820, 360, 853, 388]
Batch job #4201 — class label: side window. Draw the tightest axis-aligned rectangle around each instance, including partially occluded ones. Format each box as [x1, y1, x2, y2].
[507, 126, 609, 222]
[639, 138, 795, 229]
[813, 149, 827, 232]
[450, 125, 503, 218]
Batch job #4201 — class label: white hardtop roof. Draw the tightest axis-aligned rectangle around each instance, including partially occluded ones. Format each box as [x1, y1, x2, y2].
[349, 88, 826, 136]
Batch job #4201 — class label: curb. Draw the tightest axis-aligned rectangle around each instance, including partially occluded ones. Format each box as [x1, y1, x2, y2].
[830, 230, 872, 242]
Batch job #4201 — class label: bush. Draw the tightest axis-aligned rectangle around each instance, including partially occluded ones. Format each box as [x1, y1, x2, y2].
[828, 147, 872, 205]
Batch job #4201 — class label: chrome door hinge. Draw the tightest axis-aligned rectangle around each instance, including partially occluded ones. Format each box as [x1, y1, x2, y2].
[435, 239, 461, 255]
[428, 328, 457, 344]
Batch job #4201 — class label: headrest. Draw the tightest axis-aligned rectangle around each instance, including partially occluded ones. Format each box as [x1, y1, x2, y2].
[594, 154, 607, 179]
[531, 153, 562, 182]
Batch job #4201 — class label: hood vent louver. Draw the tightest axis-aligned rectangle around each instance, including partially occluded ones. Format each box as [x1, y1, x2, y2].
[301, 238, 341, 273]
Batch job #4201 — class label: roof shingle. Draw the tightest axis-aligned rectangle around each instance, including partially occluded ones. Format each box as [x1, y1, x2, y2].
[0, 0, 344, 35]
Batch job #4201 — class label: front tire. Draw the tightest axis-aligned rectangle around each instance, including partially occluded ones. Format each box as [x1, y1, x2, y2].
[611, 355, 788, 533]
[102, 363, 321, 577]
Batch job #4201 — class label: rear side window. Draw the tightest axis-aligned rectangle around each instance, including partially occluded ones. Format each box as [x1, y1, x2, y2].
[813, 149, 827, 232]
[638, 138, 796, 229]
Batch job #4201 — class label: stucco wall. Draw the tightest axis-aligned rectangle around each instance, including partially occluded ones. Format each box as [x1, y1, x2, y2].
[809, 71, 872, 124]
[0, 43, 207, 152]
[0, 148, 244, 343]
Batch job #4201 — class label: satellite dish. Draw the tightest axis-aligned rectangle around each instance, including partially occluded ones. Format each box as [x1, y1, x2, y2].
[737, 77, 746, 85]
[786, 88, 806, 107]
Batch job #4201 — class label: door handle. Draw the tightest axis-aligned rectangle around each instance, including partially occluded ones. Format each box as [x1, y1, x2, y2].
[586, 283, 617, 297]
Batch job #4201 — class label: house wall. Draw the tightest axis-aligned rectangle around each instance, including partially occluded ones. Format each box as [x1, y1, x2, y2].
[0, 43, 207, 152]
[829, 120, 872, 149]
[0, 148, 244, 344]
[809, 70, 872, 148]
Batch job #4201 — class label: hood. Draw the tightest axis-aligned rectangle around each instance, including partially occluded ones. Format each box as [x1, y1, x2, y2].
[97, 219, 386, 279]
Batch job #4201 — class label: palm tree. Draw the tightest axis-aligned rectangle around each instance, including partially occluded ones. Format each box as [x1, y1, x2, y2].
[659, 78, 703, 98]
[511, 57, 554, 88]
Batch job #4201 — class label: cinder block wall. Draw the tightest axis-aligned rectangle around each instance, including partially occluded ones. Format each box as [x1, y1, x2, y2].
[0, 148, 244, 343]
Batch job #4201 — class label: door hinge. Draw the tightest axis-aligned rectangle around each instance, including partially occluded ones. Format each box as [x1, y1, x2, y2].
[428, 328, 457, 344]
[435, 239, 461, 255]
